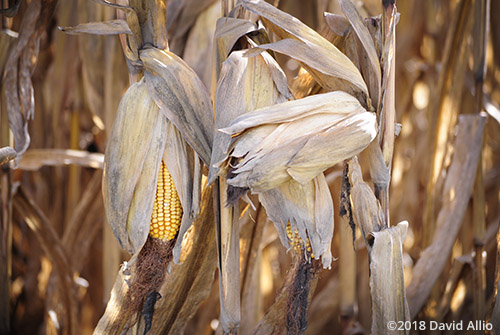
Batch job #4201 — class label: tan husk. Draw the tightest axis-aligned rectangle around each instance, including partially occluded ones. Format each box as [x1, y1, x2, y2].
[220, 91, 377, 192]
[140, 47, 214, 166]
[103, 78, 168, 254]
[240, 0, 370, 106]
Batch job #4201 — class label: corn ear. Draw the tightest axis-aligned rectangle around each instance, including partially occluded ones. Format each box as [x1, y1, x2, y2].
[210, 33, 290, 333]
[286, 223, 314, 257]
[149, 161, 183, 241]
[163, 121, 201, 263]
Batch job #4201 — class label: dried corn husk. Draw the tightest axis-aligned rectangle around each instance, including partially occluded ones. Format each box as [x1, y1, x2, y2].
[212, 17, 259, 95]
[209, 49, 290, 183]
[103, 79, 168, 254]
[369, 221, 410, 334]
[240, 0, 369, 107]
[348, 156, 384, 246]
[140, 47, 214, 166]
[103, 79, 201, 258]
[259, 174, 334, 268]
[210, 44, 290, 334]
[219, 91, 377, 192]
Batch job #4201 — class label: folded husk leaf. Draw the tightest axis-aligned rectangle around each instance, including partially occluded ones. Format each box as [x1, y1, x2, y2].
[103, 79, 168, 254]
[369, 221, 410, 334]
[140, 47, 214, 166]
[162, 122, 201, 263]
[221, 91, 377, 192]
[212, 17, 259, 94]
[241, 0, 369, 106]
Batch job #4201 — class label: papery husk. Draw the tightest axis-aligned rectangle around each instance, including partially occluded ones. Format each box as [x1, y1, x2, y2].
[140, 47, 214, 166]
[103, 79, 168, 254]
[348, 156, 384, 246]
[162, 122, 202, 263]
[212, 16, 259, 95]
[220, 91, 377, 192]
[210, 42, 290, 334]
[240, 0, 369, 106]
[209, 49, 290, 184]
[369, 221, 410, 335]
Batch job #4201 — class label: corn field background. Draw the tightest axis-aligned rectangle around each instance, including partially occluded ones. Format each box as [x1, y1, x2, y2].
[1, 0, 500, 334]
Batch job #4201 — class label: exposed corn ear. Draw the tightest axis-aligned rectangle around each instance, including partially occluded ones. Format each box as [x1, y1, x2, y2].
[286, 222, 314, 258]
[149, 161, 183, 241]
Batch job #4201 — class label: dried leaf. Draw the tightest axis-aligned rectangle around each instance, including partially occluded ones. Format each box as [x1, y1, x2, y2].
[324, 13, 349, 36]
[59, 19, 132, 35]
[4, 0, 41, 164]
[0, 146, 17, 165]
[407, 114, 486, 317]
[183, 1, 221, 90]
[338, 0, 381, 104]
[18, 149, 104, 170]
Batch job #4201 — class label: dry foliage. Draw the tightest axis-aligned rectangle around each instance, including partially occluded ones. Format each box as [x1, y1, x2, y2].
[1, 0, 500, 335]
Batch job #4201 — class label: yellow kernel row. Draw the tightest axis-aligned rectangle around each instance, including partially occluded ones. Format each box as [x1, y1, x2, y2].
[286, 222, 314, 258]
[149, 161, 183, 241]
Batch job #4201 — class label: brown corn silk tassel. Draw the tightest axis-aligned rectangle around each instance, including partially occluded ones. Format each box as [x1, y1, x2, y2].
[126, 161, 182, 331]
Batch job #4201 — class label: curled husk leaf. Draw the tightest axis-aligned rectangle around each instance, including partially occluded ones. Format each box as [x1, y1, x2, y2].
[219, 91, 377, 192]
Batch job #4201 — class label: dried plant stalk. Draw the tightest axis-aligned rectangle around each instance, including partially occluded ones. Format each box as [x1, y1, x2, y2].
[407, 114, 486, 318]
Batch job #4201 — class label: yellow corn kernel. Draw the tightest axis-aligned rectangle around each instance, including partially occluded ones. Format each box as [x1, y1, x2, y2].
[286, 222, 314, 258]
[149, 161, 183, 241]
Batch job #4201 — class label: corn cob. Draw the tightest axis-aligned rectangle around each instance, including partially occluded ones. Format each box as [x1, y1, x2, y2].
[149, 161, 183, 241]
[286, 222, 314, 258]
